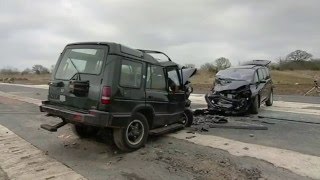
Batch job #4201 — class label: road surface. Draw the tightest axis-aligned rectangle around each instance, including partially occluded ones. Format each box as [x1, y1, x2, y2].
[0, 83, 319, 179]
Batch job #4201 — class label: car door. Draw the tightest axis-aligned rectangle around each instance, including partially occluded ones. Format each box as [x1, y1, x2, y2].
[145, 64, 170, 128]
[256, 68, 268, 101]
[263, 67, 273, 97]
[112, 58, 145, 115]
[166, 66, 185, 125]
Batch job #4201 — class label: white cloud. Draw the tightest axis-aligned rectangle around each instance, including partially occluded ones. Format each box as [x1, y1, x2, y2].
[0, 0, 319, 69]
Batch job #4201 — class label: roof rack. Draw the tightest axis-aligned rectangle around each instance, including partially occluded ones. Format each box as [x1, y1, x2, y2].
[137, 49, 172, 61]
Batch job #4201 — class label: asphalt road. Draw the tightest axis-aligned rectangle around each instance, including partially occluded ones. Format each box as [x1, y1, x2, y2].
[0, 83, 319, 179]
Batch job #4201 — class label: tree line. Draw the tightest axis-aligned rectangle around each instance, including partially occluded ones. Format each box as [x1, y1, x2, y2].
[0, 64, 54, 75]
[193, 49, 320, 73]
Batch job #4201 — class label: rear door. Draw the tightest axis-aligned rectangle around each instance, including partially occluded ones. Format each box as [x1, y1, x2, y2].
[112, 58, 145, 115]
[49, 45, 108, 111]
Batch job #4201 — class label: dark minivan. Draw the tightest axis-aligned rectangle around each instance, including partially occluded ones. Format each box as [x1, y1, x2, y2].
[40, 42, 194, 151]
[205, 60, 273, 114]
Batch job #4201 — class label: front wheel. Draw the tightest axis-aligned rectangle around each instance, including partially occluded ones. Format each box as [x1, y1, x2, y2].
[113, 113, 149, 152]
[250, 96, 259, 114]
[181, 108, 193, 127]
[266, 91, 273, 106]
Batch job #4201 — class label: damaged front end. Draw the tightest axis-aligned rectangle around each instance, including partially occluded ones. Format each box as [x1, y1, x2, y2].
[205, 82, 253, 114]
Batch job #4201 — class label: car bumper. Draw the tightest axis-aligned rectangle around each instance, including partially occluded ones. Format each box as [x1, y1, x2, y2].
[39, 101, 130, 128]
[205, 94, 251, 114]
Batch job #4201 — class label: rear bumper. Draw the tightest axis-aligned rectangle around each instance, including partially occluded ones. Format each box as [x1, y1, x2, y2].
[39, 101, 130, 128]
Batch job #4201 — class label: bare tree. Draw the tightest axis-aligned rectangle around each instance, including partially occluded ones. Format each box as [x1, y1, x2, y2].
[200, 63, 216, 73]
[21, 68, 32, 75]
[32, 65, 49, 74]
[286, 50, 313, 61]
[214, 57, 231, 71]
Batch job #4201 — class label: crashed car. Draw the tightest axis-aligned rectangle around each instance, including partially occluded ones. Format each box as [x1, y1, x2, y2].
[205, 60, 273, 114]
[39, 42, 196, 151]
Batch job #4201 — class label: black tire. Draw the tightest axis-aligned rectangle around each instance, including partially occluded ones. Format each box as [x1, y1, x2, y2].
[250, 96, 259, 114]
[113, 113, 149, 152]
[73, 124, 98, 138]
[266, 91, 273, 106]
[182, 108, 193, 127]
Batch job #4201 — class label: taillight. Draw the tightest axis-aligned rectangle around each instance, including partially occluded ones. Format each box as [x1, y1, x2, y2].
[101, 86, 111, 104]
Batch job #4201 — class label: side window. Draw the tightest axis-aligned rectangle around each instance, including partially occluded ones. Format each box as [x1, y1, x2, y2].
[167, 67, 181, 91]
[253, 71, 259, 83]
[119, 59, 142, 88]
[261, 68, 267, 80]
[257, 68, 264, 81]
[265, 68, 270, 79]
[146, 65, 166, 91]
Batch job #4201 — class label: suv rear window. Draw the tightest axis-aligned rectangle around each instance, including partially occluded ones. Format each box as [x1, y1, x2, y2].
[55, 48, 106, 80]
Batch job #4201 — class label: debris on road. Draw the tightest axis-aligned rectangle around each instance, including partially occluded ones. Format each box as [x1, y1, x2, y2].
[191, 113, 268, 131]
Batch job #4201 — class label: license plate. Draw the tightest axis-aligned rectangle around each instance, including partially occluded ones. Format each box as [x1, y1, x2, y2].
[59, 95, 66, 102]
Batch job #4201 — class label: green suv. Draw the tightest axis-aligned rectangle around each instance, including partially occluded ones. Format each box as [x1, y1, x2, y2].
[40, 42, 195, 151]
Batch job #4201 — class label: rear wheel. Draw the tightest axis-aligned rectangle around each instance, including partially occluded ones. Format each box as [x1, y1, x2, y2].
[113, 113, 149, 152]
[266, 91, 273, 106]
[250, 96, 259, 114]
[73, 124, 98, 138]
[181, 108, 193, 127]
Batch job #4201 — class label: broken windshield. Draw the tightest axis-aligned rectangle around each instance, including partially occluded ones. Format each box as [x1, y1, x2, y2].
[216, 68, 254, 82]
[55, 48, 105, 80]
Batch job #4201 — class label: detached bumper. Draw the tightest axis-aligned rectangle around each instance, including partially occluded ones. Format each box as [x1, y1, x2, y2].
[39, 101, 130, 128]
[205, 94, 250, 114]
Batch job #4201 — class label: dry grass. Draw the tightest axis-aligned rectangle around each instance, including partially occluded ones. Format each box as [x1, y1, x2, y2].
[1, 70, 320, 95]
[190, 70, 320, 95]
[0, 74, 51, 85]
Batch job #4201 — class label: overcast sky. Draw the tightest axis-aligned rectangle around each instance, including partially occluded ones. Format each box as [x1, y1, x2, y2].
[1, 0, 319, 69]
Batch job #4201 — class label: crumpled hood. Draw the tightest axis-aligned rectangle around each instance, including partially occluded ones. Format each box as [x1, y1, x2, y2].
[214, 80, 250, 92]
[180, 68, 197, 85]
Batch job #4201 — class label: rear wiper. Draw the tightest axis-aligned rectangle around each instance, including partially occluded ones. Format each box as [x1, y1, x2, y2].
[68, 58, 81, 81]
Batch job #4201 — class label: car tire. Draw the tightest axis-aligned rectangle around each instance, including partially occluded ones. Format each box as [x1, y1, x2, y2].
[250, 96, 259, 114]
[113, 113, 149, 152]
[266, 91, 273, 106]
[182, 108, 193, 127]
[73, 124, 98, 138]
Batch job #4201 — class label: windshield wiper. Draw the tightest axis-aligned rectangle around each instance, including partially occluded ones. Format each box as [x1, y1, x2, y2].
[68, 58, 81, 81]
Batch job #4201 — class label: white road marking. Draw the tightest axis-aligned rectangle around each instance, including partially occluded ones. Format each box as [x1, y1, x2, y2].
[0, 91, 42, 106]
[0, 83, 49, 89]
[0, 125, 86, 180]
[169, 130, 320, 179]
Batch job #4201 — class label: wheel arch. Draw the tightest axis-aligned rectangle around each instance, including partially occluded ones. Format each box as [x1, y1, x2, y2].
[132, 105, 155, 129]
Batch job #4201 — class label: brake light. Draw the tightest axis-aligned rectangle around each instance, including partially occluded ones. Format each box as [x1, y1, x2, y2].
[101, 86, 111, 104]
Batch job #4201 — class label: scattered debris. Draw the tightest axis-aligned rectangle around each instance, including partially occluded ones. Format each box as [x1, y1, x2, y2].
[186, 136, 196, 139]
[243, 147, 249, 150]
[209, 124, 267, 130]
